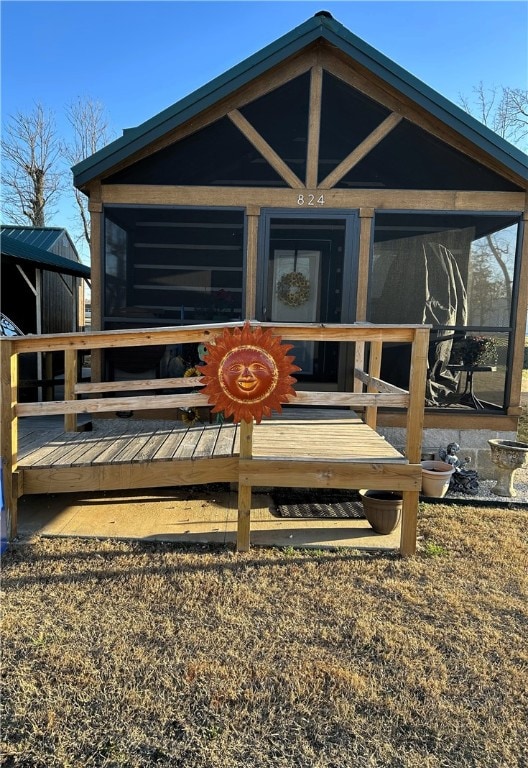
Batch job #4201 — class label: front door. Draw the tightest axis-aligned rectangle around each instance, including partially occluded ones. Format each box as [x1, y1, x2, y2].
[258, 212, 358, 389]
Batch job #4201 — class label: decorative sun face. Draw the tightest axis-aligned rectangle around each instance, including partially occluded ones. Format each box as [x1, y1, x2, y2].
[200, 323, 300, 423]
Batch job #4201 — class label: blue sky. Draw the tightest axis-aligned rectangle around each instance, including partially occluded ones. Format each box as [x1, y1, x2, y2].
[1, 0, 527, 256]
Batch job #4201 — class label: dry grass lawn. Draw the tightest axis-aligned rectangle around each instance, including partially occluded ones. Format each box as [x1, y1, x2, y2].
[1, 502, 527, 768]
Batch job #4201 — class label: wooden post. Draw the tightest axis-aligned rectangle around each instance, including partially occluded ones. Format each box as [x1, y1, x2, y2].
[88, 191, 103, 383]
[245, 207, 260, 319]
[237, 419, 253, 552]
[364, 339, 382, 429]
[1, 339, 19, 540]
[356, 210, 374, 322]
[400, 491, 419, 557]
[400, 327, 430, 557]
[405, 328, 429, 464]
[64, 348, 78, 432]
[44, 352, 54, 401]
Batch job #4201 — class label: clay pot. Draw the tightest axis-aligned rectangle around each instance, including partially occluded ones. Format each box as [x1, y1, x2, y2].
[420, 460, 455, 498]
[359, 489, 402, 534]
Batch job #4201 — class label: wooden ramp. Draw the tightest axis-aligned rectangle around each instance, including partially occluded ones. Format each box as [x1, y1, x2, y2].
[2, 322, 430, 555]
[17, 409, 409, 495]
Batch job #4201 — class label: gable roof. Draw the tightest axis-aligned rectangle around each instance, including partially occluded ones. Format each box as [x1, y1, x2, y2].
[72, 11, 528, 189]
[1, 231, 90, 278]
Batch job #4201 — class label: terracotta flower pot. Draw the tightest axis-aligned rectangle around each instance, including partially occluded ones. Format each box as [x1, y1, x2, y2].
[420, 460, 455, 498]
[359, 489, 402, 534]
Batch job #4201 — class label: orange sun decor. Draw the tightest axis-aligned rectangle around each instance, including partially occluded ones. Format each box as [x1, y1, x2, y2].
[200, 323, 300, 423]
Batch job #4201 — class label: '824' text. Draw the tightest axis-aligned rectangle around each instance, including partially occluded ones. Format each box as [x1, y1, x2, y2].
[297, 194, 325, 206]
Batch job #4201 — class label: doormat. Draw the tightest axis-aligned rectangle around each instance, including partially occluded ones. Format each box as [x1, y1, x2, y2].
[270, 488, 365, 519]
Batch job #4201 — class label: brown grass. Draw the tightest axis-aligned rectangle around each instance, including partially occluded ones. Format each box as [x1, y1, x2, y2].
[1, 504, 527, 768]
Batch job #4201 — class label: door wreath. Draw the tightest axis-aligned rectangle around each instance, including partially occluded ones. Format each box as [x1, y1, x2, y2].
[277, 271, 310, 308]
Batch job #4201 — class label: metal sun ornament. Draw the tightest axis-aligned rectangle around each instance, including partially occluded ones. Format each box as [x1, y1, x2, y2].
[200, 323, 300, 424]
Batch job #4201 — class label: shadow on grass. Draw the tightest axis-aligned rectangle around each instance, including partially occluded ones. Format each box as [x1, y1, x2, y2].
[1, 535, 400, 588]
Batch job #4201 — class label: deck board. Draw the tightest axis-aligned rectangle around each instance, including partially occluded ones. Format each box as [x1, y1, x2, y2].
[17, 411, 406, 472]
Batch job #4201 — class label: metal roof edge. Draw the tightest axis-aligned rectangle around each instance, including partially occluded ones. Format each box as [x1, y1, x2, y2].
[1, 233, 90, 277]
[73, 12, 527, 187]
[1, 225, 83, 264]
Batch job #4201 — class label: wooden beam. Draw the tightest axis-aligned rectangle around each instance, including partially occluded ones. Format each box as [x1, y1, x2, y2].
[379, 410, 520, 432]
[228, 109, 304, 188]
[9, 323, 429, 355]
[305, 65, 323, 188]
[22, 457, 239, 495]
[15, 389, 409, 418]
[101, 184, 525, 212]
[400, 491, 419, 557]
[405, 327, 430, 464]
[238, 459, 422, 490]
[319, 113, 402, 189]
[354, 369, 408, 395]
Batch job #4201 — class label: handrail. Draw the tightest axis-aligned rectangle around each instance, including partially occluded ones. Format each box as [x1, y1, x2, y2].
[1, 322, 431, 548]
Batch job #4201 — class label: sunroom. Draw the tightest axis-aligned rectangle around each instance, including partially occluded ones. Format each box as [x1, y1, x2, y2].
[73, 12, 528, 468]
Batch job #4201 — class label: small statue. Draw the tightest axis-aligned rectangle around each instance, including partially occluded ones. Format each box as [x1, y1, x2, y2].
[439, 442, 479, 494]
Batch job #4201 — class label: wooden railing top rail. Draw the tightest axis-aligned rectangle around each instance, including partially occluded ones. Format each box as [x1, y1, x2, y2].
[2, 321, 430, 354]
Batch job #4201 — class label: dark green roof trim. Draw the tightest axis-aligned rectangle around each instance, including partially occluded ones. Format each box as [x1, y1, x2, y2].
[73, 13, 528, 188]
[1, 233, 90, 278]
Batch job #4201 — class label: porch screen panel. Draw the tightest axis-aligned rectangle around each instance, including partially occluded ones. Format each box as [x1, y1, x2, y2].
[104, 207, 244, 328]
[103, 207, 244, 379]
[318, 71, 391, 185]
[367, 212, 520, 410]
[240, 72, 310, 183]
[105, 118, 286, 187]
[337, 120, 522, 191]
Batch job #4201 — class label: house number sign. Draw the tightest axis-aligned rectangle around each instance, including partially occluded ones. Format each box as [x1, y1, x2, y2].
[297, 194, 325, 206]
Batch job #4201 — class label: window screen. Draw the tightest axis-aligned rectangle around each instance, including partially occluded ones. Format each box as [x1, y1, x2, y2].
[368, 212, 520, 410]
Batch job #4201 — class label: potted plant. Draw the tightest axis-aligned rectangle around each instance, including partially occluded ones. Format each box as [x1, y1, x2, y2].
[451, 335, 498, 367]
[359, 489, 402, 534]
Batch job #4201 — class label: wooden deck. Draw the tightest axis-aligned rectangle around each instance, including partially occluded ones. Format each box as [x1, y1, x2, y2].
[2, 322, 430, 555]
[17, 409, 409, 497]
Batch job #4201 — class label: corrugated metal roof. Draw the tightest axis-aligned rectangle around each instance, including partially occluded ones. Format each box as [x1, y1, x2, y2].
[73, 12, 528, 188]
[0, 226, 65, 251]
[1, 233, 90, 278]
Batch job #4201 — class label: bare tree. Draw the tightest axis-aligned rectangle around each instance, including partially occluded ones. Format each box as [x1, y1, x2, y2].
[459, 82, 528, 151]
[63, 97, 114, 247]
[1, 103, 62, 226]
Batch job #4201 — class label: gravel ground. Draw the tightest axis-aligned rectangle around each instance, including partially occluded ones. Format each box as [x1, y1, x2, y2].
[438, 467, 528, 506]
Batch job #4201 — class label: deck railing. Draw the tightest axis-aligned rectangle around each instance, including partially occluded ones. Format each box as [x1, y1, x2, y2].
[1, 322, 430, 552]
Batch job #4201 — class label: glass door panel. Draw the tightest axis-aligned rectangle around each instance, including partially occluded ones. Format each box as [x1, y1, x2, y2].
[259, 214, 356, 387]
